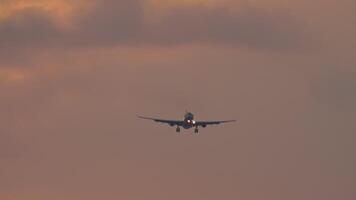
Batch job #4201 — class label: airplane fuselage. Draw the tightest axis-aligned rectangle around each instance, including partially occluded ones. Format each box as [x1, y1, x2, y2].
[182, 112, 196, 129]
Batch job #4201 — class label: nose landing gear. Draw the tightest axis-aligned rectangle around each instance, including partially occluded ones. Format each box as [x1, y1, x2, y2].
[176, 126, 181, 132]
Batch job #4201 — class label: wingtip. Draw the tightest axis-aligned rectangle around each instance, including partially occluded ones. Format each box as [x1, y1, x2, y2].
[137, 115, 152, 120]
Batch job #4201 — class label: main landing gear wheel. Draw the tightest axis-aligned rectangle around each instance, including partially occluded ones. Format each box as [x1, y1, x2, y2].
[176, 127, 181, 132]
[194, 128, 199, 133]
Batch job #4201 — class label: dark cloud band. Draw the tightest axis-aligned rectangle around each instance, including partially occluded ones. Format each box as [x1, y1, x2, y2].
[0, 0, 307, 65]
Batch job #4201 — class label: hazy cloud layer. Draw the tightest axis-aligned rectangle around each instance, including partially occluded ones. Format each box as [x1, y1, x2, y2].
[143, 5, 305, 49]
[0, 0, 308, 63]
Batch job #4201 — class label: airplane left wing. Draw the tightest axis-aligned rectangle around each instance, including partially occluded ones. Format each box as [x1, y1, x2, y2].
[196, 120, 236, 127]
[138, 116, 184, 126]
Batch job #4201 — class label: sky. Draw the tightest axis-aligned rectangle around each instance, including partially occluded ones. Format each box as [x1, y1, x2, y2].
[1, 0, 356, 199]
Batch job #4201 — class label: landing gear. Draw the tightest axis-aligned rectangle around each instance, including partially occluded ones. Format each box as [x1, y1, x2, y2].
[176, 126, 181, 133]
[194, 127, 199, 134]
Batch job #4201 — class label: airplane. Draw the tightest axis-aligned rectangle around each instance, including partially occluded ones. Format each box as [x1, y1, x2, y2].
[138, 111, 236, 133]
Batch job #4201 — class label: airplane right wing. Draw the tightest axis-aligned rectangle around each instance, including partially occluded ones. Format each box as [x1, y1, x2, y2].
[195, 120, 236, 127]
[138, 116, 184, 126]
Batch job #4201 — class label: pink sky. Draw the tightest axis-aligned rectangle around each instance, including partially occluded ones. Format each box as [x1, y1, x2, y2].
[1, 1, 355, 199]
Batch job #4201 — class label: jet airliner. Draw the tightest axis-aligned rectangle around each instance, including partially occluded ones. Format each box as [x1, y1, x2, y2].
[138, 112, 236, 133]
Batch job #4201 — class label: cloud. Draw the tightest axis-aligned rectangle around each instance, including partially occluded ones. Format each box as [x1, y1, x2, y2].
[69, 0, 144, 47]
[0, 0, 309, 65]
[0, 8, 56, 43]
[142, 5, 306, 50]
[0, 8, 61, 65]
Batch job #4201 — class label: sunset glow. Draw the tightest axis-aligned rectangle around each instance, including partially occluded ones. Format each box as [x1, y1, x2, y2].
[1, 0, 355, 200]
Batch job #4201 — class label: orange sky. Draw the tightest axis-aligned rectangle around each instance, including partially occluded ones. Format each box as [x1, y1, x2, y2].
[1, 0, 356, 200]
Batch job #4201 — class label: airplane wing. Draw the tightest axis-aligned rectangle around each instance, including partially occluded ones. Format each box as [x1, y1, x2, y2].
[138, 116, 184, 126]
[195, 120, 236, 127]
